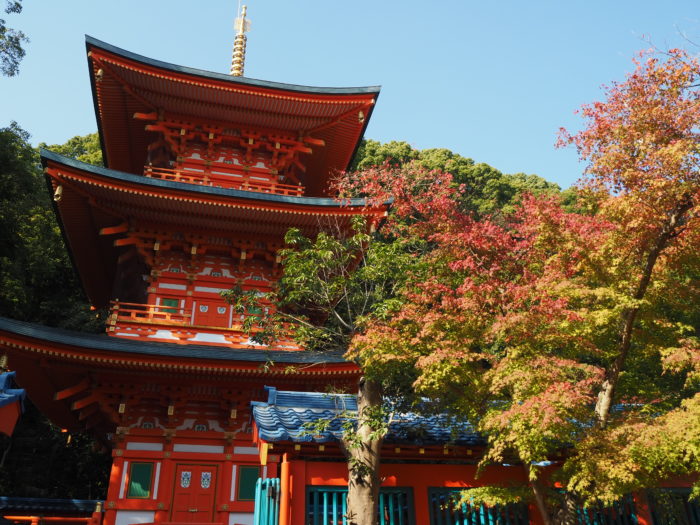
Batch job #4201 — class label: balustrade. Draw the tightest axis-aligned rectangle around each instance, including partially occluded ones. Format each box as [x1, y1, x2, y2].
[107, 301, 297, 349]
[143, 165, 304, 196]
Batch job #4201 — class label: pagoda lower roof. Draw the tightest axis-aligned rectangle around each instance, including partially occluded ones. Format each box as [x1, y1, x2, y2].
[0, 316, 353, 373]
[0, 497, 101, 516]
[86, 36, 380, 195]
[0, 316, 358, 432]
[42, 150, 385, 307]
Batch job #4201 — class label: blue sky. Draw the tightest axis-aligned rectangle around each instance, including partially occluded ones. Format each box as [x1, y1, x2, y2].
[1, 0, 698, 188]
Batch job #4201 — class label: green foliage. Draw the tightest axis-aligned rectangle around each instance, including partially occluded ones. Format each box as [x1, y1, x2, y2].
[351, 139, 560, 216]
[224, 216, 423, 376]
[0, 400, 110, 499]
[457, 485, 533, 507]
[0, 123, 103, 330]
[41, 133, 103, 166]
[0, 0, 26, 76]
[0, 126, 110, 498]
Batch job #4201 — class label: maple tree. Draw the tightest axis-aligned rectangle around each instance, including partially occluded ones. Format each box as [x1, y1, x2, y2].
[225, 49, 700, 525]
[348, 48, 700, 524]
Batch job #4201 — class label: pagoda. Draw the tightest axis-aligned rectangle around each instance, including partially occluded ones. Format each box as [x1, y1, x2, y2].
[0, 27, 384, 525]
[3, 13, 695, 525]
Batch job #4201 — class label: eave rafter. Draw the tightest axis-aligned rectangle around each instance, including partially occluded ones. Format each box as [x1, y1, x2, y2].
[307, 100, 374, 134]
[132, 85, 334, 133]
[0, 335, 357, 377]
[90, 53, 158, 112]
[92, 50, 374, 141]
[46, 164, 384, 219]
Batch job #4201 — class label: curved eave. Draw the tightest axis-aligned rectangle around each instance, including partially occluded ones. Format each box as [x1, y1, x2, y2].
[41, 149, 379, 210]
[41, 150, 387, 309]
[0, 316, 354, 374]
[86, 35, 381, 97]
[85, 36, 380, 194]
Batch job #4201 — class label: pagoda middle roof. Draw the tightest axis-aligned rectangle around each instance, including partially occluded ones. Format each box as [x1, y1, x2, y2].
[42, 150, 386, 308]
[86, 36, 380, 195]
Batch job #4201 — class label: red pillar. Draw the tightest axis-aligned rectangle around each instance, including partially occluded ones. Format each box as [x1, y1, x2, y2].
[289, 459, 306, 525]
[633, 491, 654, 525]
[279, 454, 291, 525]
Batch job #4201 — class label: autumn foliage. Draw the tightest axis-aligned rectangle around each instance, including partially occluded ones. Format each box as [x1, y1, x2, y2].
[338, 49, 700, 518]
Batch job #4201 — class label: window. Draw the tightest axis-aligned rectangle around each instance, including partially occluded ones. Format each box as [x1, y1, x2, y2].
[246, 305, 263, 316]
[127, 462, 154, 498]
[428, 488, 528, 525]
[161, 298, 179, 314]
[237, 465, 259, 501]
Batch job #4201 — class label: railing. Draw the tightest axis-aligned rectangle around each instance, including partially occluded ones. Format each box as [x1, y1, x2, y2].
[306, 486, 415, 525]
[109, 301, 191, 325]
[253, 478, 280, 525]
[107, 301, 300, 349]
[144, 166, 304, 196]
[573, 495, 637, 525]
[648, 489, 698, 525]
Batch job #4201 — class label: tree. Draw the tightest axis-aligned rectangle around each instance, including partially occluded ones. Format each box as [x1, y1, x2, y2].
[0, 125, 103, 330]
[224, 160, 477, 525]
[0, 127, 110, 497]
[0, 0, 27, 77]
[558, 47, 700, 503]
[226, 50, 699, 523]
[354, 48, 700, 524]
[351, 139, 560, 217]
[41, 132, 103, 167]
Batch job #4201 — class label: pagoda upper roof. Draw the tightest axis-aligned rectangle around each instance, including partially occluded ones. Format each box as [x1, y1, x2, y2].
[42, 150, 386, 308]
[86, 36, 380, 196]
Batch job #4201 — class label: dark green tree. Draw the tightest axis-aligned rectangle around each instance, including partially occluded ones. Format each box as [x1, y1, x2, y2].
[41, 132, 103, 167]
[351, 139, 560, 217]
[0, 126, 110, 499]
[0, 0, 27, 77]
[0, 400, 110, 499]
[0, 124, 103, 330]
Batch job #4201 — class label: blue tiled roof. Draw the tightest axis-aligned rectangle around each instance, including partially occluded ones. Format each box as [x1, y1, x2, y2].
[0, 371, 25, 410]
[252, 386, 484, 446]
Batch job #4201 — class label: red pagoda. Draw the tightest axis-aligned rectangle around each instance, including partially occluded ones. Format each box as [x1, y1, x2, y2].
[0, 33, 385, 525]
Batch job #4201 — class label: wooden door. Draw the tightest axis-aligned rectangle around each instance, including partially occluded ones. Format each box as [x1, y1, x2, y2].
[194, 301, 229, 328]
[170, 464, 218, 522]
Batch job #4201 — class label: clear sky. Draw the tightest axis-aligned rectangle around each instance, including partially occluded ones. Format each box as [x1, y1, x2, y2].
[1, 0, 699, 188]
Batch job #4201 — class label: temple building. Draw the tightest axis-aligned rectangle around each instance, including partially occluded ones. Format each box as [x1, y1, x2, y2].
[0, 13, 696, 525]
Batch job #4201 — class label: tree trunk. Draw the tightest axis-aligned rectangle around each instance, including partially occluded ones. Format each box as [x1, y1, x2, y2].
[341, 377, 383, 525]
[530, 472, 579, 525]
[529, 476, 553, 525]
[553, 492, 579, 525]
[594, 201, 692, 427]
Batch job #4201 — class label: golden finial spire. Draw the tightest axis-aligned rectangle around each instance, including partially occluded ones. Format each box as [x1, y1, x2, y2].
[231, 3, 251, 77]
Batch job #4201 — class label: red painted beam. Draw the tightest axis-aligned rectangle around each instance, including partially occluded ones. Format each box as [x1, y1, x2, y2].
[54, 378, 90, 401]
